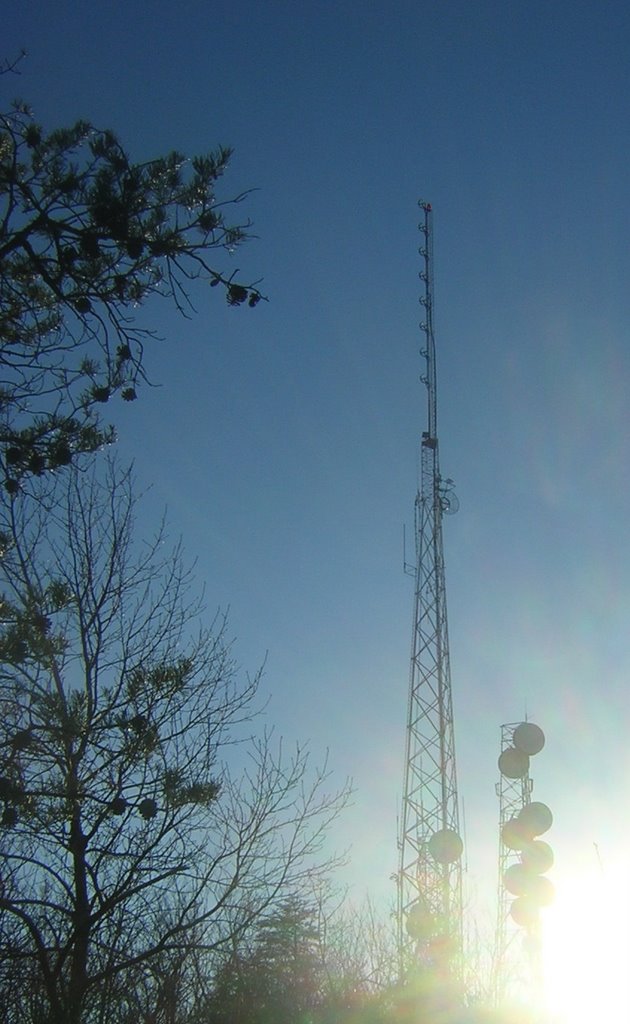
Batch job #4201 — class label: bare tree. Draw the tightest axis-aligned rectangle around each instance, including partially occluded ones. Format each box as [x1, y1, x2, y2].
[316, 894, 399, 1004]
[174, 881, 401, 1024]
[0, 463, 350, 1024]
[0, 102, 263, 485]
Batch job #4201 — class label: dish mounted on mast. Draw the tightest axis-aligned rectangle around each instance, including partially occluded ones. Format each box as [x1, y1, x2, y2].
[493, 721, 554, 1010]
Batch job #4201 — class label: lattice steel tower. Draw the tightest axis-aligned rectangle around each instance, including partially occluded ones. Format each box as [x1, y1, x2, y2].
[493, 721, 553, 1012]
[397, 202, 463, 979]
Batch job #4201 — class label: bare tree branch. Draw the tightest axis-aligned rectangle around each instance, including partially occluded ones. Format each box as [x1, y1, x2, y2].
[0, 462, 350, 1024]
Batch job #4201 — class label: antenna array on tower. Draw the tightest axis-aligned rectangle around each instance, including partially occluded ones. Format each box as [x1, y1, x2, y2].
[397, 202, 463, 981]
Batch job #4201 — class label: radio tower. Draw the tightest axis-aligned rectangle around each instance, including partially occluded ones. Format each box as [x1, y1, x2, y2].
[493, 721, 553, 1012]
[397, 202, 463, 983]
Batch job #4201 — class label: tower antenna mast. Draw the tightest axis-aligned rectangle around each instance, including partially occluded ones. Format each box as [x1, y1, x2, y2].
[397, 201, 463, 979]
[493, 721, 553, 1012]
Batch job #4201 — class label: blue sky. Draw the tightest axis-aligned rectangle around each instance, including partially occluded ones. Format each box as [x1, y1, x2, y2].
[5, 2, 630, 1014]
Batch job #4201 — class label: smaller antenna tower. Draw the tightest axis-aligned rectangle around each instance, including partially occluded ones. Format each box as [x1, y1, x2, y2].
[493, 722, 554, 1011]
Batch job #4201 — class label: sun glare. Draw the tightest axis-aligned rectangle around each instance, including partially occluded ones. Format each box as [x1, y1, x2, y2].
[542, 856, 630, 1023]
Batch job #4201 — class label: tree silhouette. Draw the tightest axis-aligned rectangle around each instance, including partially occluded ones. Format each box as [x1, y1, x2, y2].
[0, 462, 349, 1024]
[0, 102, 263, 484]
[206, 898, 326, 1024]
